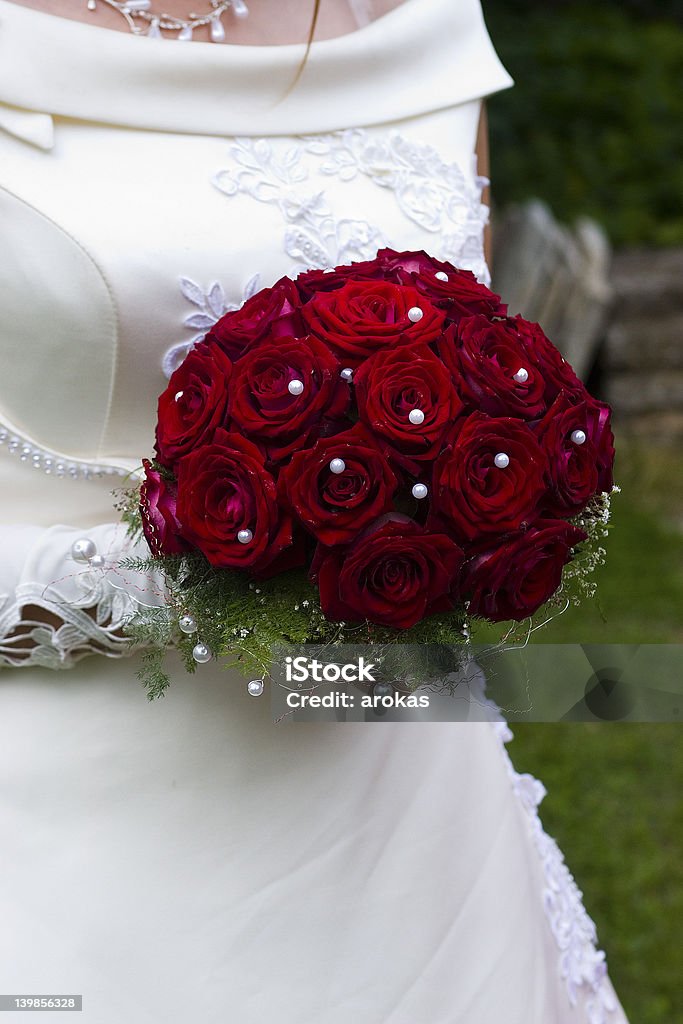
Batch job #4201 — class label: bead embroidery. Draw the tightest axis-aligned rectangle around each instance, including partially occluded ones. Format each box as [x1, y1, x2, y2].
[0, 424, 130, 479]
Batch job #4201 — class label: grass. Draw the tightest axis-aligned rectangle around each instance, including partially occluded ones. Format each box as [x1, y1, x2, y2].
[496, 438, 683, 1023]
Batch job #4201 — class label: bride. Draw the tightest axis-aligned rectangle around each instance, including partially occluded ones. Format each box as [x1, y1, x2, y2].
[0, 0, 630, 1020]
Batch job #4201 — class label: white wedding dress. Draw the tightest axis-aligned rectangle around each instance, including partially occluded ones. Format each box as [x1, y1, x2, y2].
[0, 1, 630, 1021]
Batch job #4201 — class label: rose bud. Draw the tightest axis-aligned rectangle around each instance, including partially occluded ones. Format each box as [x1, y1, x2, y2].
[313, 514, 464, 630]
[460, 520, 588, 622]
[432, 412, 548, 542]
[139, 459, 189, 557]
[155, 341, 233, 469]
[278, 423, 399, 545]
[302, 278, 445, 367]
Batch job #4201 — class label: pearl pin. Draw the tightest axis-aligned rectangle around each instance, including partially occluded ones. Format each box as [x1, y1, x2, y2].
[571, 429, 587, 445]
[174, 390, 184, 401]
[408, 307, 424, 323]
[435, 271, 449, 282]
[494, 452, 510, 469]
[71, 538, 97, 563]
[192, 642, 212, 664]
[513, 368, 529, 384]
[412, 483, 428, 500]
[330, 458, 346, 474]
[288, 379, 304, 396]
[340, 368, 354, 382]
[409, 409, 425, 425]
[89, 555, 106, 570]
[179, 614, 197, 634]
[237, 529, 253, 544]
[247, 679, 264, 697]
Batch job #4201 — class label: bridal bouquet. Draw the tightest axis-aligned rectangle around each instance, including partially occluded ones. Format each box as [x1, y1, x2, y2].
[119, 249, 615, 697]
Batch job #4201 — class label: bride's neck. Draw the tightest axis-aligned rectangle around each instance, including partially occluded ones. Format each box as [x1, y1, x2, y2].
[6, 0, 405, 44]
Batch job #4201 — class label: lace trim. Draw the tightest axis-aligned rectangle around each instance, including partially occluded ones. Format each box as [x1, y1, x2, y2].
[493, 721, 620, 1024]
[0, 529, 163, 670]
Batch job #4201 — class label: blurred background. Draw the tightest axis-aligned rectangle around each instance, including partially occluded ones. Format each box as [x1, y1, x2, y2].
[483, 2, 683, 1021]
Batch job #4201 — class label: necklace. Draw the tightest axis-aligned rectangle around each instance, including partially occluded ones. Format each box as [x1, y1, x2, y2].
[84, 0, 249, 41]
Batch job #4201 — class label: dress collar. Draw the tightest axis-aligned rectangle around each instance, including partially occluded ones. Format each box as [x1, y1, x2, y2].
[0, 0, 512, 139]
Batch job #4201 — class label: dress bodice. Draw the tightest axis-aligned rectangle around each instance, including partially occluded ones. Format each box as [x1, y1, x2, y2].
[0, 0, 511, 528]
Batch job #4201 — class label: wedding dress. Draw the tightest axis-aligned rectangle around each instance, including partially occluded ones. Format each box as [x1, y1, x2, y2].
[0, 0, 630, 1020]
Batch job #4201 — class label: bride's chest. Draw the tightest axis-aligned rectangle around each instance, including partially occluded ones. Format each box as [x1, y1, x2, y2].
[0, 104, 486, 462]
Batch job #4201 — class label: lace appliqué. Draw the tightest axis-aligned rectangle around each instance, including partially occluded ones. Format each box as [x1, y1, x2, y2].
[162, 273, 261, 379]
[304, 130, 491, 284]
[169, 127, 491, 376]
[212, 135, 386, 275]
[493, 722, 620, 1024]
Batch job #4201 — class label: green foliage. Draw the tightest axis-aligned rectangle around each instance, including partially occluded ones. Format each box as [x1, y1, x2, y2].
[118, 481, 611, 698]
[485, 2, 683, 245]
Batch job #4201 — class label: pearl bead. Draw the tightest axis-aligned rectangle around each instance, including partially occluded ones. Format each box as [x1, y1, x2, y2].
[340, 368, 354, 382]
[232, 0, 249, 16]
[435, 271, 449, 282]
[494, 452, 510, 469]
[247, 678, 264, 697]
[89, 554, 106, 570]
[174, 390, 184, 401]
[288, 379, 304, 396]
[329, 458, 346, 475]
[179, 614, 197, 634]
[71, 538, 97, 563]
[192, 643, 212, 664]
[237, 529, 253, 544]
[513, 368, 529, 384]
[409, 409, 425, 425]
[412, 483, 428, 500]
[407, 306, 424, 323]
[571, 429, 587, 445]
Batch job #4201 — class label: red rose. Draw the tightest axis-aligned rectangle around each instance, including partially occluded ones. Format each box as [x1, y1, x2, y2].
[354, 343, 463, 467]
[302, 279, 445, 367]
[510, 315, 586, 404]
[460, 521, 588, 622]
[175, 429, 294, 573]
[371, 248, 507, 319]
[155, 341, 232, 469]
[313, 515, 464, 630]
[139, 459, 189, 557]
[585, 397, 615, 495]
[295, 257, 388, 300]
[536, 393, 614, 516]
[205, 277, 303, 361]
[278, 423, 399, 545]
[439, 315, 586, 420]
[228, 334, 349, 462]
[432, 413, 548, 541]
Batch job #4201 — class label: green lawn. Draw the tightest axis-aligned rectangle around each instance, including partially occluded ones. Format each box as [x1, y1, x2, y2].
[498, 439, 683, 1024]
